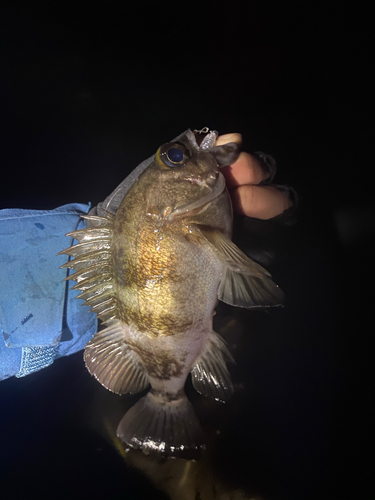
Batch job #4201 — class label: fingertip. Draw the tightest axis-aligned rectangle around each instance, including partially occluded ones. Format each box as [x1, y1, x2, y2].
[221, 152, 267, 188]
[230, 185, 292, 219]
[215, 133, 242, 146]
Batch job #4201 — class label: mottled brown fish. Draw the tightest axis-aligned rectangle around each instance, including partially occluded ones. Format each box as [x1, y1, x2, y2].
[59, 128, 284, 458]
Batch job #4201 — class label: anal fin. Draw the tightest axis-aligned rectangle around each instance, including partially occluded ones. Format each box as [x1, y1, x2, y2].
[84, 321, 149, 395]
[191, 332, 234, 403]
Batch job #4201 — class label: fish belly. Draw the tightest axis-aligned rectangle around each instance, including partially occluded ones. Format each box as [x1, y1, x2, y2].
[114, 218, 223, 392]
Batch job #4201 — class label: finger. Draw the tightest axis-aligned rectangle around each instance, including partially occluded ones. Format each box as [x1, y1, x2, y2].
[230, 185, 292, 219]
[221, 152, 270, 188]
[215, 133, 242, 147]
[215, 133, 271, 187]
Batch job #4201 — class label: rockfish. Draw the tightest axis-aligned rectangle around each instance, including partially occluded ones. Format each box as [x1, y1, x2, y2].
[59, 128, 284, 458]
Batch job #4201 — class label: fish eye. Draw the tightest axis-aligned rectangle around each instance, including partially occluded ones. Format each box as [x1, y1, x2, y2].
[159, 142, 188, 168]
[167, 147, 183, 163]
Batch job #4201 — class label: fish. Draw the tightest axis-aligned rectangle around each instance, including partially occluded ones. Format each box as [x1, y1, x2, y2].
[58, 128, 284, 459]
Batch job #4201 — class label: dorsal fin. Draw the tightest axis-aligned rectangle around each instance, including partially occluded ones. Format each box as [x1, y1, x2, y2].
[58, 213, 118, 324]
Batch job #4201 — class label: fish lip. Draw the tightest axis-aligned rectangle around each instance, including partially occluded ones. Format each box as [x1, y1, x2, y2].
[169, 172, 226, 217]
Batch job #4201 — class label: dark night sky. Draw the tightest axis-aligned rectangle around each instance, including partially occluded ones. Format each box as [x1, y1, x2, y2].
[1, 1, 372, 212]
[0, 2, 373, 500]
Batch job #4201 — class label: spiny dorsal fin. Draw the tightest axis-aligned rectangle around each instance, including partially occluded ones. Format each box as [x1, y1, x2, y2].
[58, 212, 118, 324]
[59, 250, 111, 271]
[191, 331, 234, 403]
[84, 321, 149, 395]
[66, 227, 112, 242]
[81, 212, 114, 226]
[193, 224, 285, 308]
[63, 262, 111, 282]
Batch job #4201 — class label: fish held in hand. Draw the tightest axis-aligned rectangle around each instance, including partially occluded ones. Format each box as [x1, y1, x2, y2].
[58, 129, 284, 458]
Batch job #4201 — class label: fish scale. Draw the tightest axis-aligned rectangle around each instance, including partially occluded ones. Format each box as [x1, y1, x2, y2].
[59, 128, 284, 458]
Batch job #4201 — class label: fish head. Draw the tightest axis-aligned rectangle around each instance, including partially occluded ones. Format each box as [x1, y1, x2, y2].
[138, 129, 240, 219]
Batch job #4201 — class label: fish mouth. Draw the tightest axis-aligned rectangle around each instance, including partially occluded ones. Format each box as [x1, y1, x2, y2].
[170, 172, 226, 217]
[193, 128, 218, 150]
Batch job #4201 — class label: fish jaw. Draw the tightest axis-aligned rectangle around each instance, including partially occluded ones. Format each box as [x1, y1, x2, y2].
[168, 171, 226, 218]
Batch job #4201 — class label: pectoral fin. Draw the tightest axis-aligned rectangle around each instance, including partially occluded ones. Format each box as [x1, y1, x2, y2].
[194, 225, 285, 308]
[191, 332, 234, 403]
[84, 320, 149, 395]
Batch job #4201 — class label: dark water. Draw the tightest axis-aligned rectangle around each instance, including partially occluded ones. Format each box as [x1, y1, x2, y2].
[0, 2, 372, 499]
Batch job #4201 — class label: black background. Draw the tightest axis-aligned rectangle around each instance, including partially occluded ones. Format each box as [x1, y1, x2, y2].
[0, 2, 373, 500]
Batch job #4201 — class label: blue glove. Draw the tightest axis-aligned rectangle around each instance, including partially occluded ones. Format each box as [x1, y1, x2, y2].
[0, 130, 295, 381]
[0, 203, 97, 380]
[0, 130, 186, 381]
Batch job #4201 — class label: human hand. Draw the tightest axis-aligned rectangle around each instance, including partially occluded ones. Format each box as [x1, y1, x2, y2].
[217, 133, 292, 219]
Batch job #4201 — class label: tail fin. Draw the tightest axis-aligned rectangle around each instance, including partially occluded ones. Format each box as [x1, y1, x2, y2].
[117, 391, 205, 459]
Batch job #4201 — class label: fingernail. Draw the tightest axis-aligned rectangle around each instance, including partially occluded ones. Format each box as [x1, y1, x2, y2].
[215, 133, 242, 146]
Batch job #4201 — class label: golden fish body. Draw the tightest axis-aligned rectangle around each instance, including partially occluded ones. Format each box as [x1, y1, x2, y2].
[113, 167, 231, 384]
[59, 129, 284, 458]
